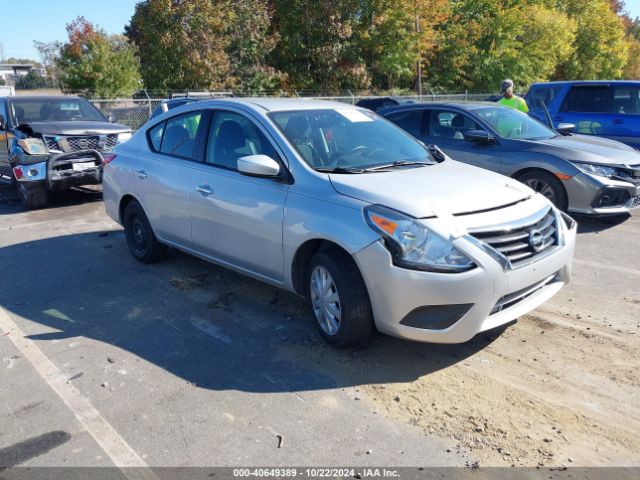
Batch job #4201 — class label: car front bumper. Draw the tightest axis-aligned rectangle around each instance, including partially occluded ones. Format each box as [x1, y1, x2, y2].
[12, 150, 104, 190]
[565, 171, 640, 215]
[353, 217, 576, 344]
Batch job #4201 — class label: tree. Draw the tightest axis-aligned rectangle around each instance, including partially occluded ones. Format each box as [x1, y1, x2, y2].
[34, 41, 62, 87]
[224, 0, 285, 94]
[358, 0, 448, 91]
[556, 0, 629, 80]
[127, 0, 232, 93]
[57, 17, 141, 97]
[426, 0, 576, 92]
[271, 0, 369, 92]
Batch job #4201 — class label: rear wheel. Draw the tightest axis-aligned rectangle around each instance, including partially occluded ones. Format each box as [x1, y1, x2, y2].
[18, 184, 48, 210]
[123, 201, 167, 263]
[306, 249, 373, 348]
[517, 170, 568, 211]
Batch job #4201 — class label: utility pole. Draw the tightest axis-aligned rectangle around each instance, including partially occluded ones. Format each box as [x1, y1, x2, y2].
[0, 43, 5, 62]
[415, 6, 422, 98]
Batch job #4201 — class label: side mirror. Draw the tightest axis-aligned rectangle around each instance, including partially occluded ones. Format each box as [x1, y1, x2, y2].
[107, 114, 117, 123]
[556, 123, 575, 135]
[463, 129, 495, 143]
[237, 154, 281, 177]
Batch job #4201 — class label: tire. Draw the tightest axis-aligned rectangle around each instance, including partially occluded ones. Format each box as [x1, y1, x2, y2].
[306, 249, 374, 348]
[18, 184, 48, 210]
[517, 170, 568, 211]
[123, 201, 167, 263]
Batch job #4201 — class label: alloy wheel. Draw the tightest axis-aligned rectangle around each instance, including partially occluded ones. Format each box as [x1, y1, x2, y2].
[310, 265, 342, 336]
[524, 178, 556, 204]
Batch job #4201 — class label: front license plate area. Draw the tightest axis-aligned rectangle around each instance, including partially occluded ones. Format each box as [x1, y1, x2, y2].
[72, 162, 96, 172]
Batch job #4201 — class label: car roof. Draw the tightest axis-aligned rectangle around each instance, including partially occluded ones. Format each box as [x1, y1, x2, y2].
[529, 80, 640, 86]
[191, 97, 359, 113]
[378, 101, 498, 115]
[7, 95, 84, 102]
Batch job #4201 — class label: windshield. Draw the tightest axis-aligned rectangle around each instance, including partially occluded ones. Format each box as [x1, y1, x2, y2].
[269, 108, 431, 171]
[9, 98, 106, 124]
[473, 106, 556, 140]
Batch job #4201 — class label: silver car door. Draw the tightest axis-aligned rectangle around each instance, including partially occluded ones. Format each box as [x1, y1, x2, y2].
[424, 109, 502, 172]
[189, 109, 288, 282]
[134, 111, 204, 248]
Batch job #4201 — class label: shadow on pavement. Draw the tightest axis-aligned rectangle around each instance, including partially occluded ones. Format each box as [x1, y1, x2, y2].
[574, 212, 631, 234]
[0, 185, 102, 214]
[0, 230, 499, 394]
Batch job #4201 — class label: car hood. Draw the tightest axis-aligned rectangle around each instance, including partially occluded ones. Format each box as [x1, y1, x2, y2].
[17, 121, 130, 135]
[531, 134, 640, 166]
[329, 159, 532, 218]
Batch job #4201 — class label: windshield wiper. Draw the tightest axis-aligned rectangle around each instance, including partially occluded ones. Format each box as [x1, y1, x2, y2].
[361, 160, 434, 172]
[315, 166, 366, 174]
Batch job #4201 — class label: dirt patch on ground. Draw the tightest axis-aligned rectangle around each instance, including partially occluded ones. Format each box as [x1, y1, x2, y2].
[282, 306, 640, 467]
[170, 273, 208, 291]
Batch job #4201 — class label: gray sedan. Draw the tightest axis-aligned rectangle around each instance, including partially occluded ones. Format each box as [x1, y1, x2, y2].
[381, 102, 640, 215]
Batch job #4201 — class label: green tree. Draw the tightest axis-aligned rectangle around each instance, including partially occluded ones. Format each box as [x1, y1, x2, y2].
[127, 0, 232, 93]
[426, 0, 575, 92]
[271, 0, 369, 92]
[359, 0, 448, 91]
[557, 0, 629, 79]
[225, 0, 285, 94]
[57, 17, 140, 98]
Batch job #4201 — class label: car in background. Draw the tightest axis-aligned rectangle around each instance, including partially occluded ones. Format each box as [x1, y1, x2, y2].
[150, 98, 198, 119]
[104, 98, 575, 348]
[0, 95, 131, 209]
[355, 96, 416, 112]
[381, 102, 640, 216]
[525, 81, 640, 149]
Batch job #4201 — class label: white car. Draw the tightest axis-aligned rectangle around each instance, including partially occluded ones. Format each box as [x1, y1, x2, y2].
[103, 99, 576, 347]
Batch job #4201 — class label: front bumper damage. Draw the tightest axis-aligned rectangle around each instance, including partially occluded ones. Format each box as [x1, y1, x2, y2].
[12, 149, 104, 190]
[565, 171, 640, 216]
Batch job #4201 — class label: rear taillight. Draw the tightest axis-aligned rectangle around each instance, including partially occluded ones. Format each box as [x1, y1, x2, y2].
[103, 153, 117, 165]
[13, 166, 24, 179]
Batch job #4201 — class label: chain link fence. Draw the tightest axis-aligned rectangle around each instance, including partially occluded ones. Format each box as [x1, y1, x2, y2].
[90, 93, 492, 131]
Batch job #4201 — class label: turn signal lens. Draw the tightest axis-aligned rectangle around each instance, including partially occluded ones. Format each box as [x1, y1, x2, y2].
[369, 213, 398, 235]
[554, 173, 573, 181]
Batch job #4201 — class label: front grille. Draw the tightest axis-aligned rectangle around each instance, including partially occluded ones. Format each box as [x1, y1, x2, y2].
[470, 208, 558, 267]
[44, 134, 118, 153]
[593, 188, 631, 208]
[490, 273, 560, 314]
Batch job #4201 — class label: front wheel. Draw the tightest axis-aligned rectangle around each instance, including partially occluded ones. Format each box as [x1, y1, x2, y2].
[123, 201, 167, 263]
[306, 249, 373, 348]
[18, 184, 48, 210]
[517, 170, 568, 211]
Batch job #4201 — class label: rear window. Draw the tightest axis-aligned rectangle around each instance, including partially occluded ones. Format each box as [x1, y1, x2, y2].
[560, 86, 613, 113]
[385, 110, 423, 137]
[527, 85, 563, 110]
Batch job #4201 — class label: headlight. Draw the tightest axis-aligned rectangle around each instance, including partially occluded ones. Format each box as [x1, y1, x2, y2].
[17, 138, 48, 155]
[117, 132, 132, 144]
[364, 205, 475, 273]
[572, 162, 616, 178]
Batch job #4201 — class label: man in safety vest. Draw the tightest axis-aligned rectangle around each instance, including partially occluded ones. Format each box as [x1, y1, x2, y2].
[498, 79, 529, 113]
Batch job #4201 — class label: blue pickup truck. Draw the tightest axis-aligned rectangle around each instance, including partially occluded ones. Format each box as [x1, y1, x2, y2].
[525, 81, 640, 149]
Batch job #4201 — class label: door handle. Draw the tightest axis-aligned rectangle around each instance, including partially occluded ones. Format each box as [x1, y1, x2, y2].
[196, 184, 214, 196]
[134, 169, 148, 179]
[613, 118, 623, 125]
[553, 116, 564, 122]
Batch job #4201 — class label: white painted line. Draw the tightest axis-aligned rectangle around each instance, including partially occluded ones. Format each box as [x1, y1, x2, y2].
[0, 306, 157, 479]
[574, 258, 640, 277]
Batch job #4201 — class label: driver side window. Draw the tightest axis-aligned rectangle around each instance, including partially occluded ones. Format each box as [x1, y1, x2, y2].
[206, 111, 279, 171]
[429, 110, 481, 140]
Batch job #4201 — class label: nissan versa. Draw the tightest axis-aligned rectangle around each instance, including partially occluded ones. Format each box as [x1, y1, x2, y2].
[103, 99, 576, 347]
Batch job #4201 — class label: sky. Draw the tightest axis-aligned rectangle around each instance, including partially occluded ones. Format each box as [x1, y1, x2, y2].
[1, 0, 640, 62]
[0, 0, 139, 61]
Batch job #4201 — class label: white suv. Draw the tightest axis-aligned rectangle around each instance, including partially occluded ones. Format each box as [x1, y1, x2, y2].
[103, 99, 576, 347]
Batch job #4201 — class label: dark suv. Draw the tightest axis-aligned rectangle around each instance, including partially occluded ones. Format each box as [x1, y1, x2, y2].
[525, 81, 640, 149]
[0, 95, 131, 209]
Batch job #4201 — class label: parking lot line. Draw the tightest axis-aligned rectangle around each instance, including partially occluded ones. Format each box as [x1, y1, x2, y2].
[0, 305, 153, 473]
